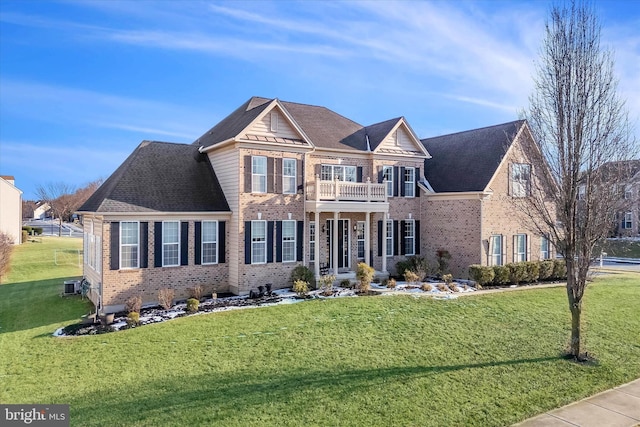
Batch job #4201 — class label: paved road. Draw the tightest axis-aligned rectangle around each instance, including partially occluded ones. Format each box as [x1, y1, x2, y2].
[23, 219, 83, 238]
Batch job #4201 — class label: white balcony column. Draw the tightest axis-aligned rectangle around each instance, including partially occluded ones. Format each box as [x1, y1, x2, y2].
[367, 177, 371, 201]
[364, 212, 371, 266]
[314, 211, 320, 280]
[333, 211, 339, 276]
[381, 214, 387, 273]
[315, 175, 320, 201]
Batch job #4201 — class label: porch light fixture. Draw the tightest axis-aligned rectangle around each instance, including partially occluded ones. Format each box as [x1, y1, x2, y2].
[257, 212, 262, 220]
[288, 213, 292, 220]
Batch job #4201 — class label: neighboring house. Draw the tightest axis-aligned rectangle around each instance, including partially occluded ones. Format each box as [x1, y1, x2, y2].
[604, 160, 640, 237]
[79, 97, 552, 313]
[0, 176, 23, 245]
[33, 202, 51, 220]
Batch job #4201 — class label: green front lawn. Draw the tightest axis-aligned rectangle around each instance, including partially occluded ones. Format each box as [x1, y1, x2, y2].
[1, 238, 639, 426]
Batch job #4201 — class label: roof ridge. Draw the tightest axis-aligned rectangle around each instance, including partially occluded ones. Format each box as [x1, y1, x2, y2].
[421, 119, 524, 141]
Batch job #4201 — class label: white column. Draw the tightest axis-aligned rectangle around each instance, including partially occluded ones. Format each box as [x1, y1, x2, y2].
[314, 211, 320, 279]
[364, 212, 371, 266]
[333, 211, 339, 276]
[381, 214, 387, 273]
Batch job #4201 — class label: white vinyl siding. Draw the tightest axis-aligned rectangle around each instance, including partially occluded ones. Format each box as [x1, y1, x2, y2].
[162, 221, 180, 267]
[283, 158, 296, 194]
[120, 221, 139, 269]
[282, 220, 296, 263]
[252, 156, 267, 193]
[202, 220, 218, 264]
[251, 220, 267, 264]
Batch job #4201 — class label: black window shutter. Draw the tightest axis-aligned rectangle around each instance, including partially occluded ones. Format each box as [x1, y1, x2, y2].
[219, 221, 226, 264]
[378, 167, 384, 184]
[194, 221, 202, 265]
[244, 222, 251, 264]
[275, 221, 283, 262]
[267, 221, 274, 263]
[416, 167, 421, 197]
[275, 158, 282, 193]
[110, 222, 119, 270]
[394, 220, 400, 256]
[296, 221, 304, 261]
[245, 155, 252, 193]
[357, 166, 363, 183]
[377, 220, 383, 256]
[393, 167, 399, 197]
[267, 157, 275, 193]
[297, 160, 303, 192]
[400, 220, 406, 255]
[180, 222, 189, 266]
[154, 222, 162, 267]
[400, 167, 406, 197]
[415, 221, 421, 255]
[140, 222, 148, 268]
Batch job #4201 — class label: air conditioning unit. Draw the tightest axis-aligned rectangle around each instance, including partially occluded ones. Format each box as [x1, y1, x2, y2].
[63, 280, 81, 295]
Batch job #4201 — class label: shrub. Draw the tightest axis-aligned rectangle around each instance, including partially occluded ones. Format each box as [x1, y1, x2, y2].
[292, 279, 309, 297]
[403, 270, 420, 286]
[386, 278, 397, 289]
[0, 231, 14, 279]
[125, 295, 142, 314]
[318, 274, 336, 296]
[449, 283, 459, 292]
[21, 230, 28, 244]
[436, 249, 451, 276]
[442, 274, 453, 285]
[158, 288, 175, 310]
[539, 260, 555, 280]
[356, 262, 375, 292]
[492, 265, 510, 285]
[468, 265, 495, 286]
[340, 278, 352, 288]
[126, 311, 140, 327]
[395, 256, 431, 280]
[421, 283, 433, 292]
[552, 259, 567, 280]
[291, 265, 315, 288]
[507, 263, 527, 285]
[32, 227, 43, 235]
[523, 262, 540, 283]
[187, 284, 204, 300]
[186, 298, 200, 313]
[437, 283, 448, 292]
[22, 226, 32, 234]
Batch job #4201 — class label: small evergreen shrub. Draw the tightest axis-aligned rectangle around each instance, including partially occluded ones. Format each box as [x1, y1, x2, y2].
[293, 279, 309, 297]
[539, 260, 555, 280]
[356, 262, 375, 292]
[340, 278, 352, 288]
[291, 265, 315, 288]
[125, 295, 142, 314]
[492, 265, 510, 285]
[552, 259, 567, 280]
[507, 263, 527, 285]
[32, 227, 43, 235]
[126, 311, 140, 327]
[158, 288, 175, 310]
[186, 298, 199, 313]
[22, 230, 28, 243]
[523, 262, 540, 283]
[468, 265, 495, 286]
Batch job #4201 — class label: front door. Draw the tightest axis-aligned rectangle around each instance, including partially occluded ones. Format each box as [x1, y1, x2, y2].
[326, 219, 350, 269]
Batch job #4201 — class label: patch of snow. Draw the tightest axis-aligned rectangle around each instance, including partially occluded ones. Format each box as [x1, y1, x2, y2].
[53, 328, 65, 337]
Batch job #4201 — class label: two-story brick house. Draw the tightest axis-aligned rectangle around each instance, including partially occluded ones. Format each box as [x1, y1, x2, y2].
[79, 97, 552, 313]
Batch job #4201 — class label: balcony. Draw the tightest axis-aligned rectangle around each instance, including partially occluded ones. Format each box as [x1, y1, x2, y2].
[307, 176, 387, 202]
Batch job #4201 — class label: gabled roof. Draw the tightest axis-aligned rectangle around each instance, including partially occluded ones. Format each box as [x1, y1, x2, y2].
[598, 159, 640, 182]
[421, 120, 525, 192]
[79, 141, 229, 213]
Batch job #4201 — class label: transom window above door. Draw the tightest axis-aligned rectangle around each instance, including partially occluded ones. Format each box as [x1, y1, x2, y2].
[320, 165, 357, 182]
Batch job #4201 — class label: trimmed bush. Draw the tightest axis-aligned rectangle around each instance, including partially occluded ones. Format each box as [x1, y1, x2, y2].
[492, 265, 510, 285]
[523, 262, 540, 283]
[356, 262, 375, 292]
[507, 263, 527, 285]
[186, 298, 199, 313]
[552, 259, 567, 280]
[291, 265, 315, 288]
[539, 260, 555, 280]
[126, 311, 140, 327]
[32, 227, 43, 235]
[395, 256, 431, 280]
[293, 279, 309, 297]
[22, 230, 28, 244]
[468, 265, 495, 286]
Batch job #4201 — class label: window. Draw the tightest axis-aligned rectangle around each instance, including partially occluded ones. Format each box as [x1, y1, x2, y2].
[511, 163, 531, 197]
[623, 212, 633, 229]
[540, 235, 550, 260]
[202, 221, 218, 264]
[251, 220, 267, 264]
[283, 158, 296, 194]
[514, 234, 527, 262]
[282, 220, 296, 263]
[252, 156, 267, 193]
[162, 221, 179, 267]
[490, 235, 502, 266]
[578, 185, 586, 201]
[386, 220, 394, 257]
[404, 220, 415, 255]
[320, 165, 357, 182]
[357, 221, 365, 259]
[120, 221, 139, 269]
[309, 222, 316, 262]
[404, 167, 415, 197]
[624, 185, 632, 200]
[382, 166, 393, 197]
[270, 111, 278, 132]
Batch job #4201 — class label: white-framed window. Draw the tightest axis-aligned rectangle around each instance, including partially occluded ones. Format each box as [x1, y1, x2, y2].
[624, 185, 632, 200]
[357, 221, 365, 259]
[404, 220, 415, 255]
[202, 220, 218, 264]
[320, 165, 357, 182]
[623, 212, 633, 229]
[120, 221, 139, 269]
[252, 156, 267, 193]
[386, 220, 394, 257]
[511, 163, 531, 197]
[382, 166, 393, 197]
[283, 158, 296, 194]
[514, 234, 527, 262]
[490, 235, 502, 266]
[309, 222, 316, 262]
[578, 185, 586, 201]
[251, 220, 267, 264]
[162, 221, 180, 267]
[282, 220, 296, 263]
[404, 167, 415, 197]
[540, 235, 550, 260]
[270, 111, 278, 132]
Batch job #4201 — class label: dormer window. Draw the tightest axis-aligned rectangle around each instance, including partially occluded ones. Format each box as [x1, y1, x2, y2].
[270, 111, 278, 132]
[510, 163, 531, 197]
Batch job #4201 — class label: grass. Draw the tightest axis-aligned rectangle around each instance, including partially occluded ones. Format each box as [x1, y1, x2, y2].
[1, 238, 639, 426]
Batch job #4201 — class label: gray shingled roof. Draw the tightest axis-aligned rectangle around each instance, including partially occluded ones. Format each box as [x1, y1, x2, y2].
[421, 120, 525, 192]
[79, 141, 229, 213]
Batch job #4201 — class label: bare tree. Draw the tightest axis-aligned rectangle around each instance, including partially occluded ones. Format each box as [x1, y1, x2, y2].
[521, 1, 637, 360]
[36, 182, 76, 236]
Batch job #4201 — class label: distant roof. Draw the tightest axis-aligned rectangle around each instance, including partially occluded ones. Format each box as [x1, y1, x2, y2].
[421, 120, 525, 192]
[597, 159, 640, 182]
[79, 141, 229, 213]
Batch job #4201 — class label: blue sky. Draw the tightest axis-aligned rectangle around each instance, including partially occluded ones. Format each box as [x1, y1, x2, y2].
[1, 0, 639, 201]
